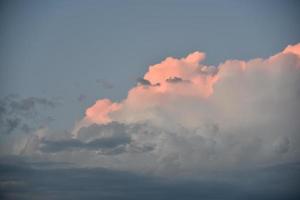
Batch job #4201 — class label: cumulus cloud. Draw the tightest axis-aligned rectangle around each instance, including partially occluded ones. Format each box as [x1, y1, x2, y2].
[84, 99, 121, 124]
[68, 43, 300, 174]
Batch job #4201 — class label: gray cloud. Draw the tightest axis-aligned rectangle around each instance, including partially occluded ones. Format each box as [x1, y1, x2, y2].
[8, 97, 56, 112]
[40, 135, 131, 153]
[137, 77, 160, 87]
[77, 122, 127, 141]
[39, 122, 155, 155]
[0, 157, 299, 200]
[137, 77, 152, 86]
[0, 95, 57, 135]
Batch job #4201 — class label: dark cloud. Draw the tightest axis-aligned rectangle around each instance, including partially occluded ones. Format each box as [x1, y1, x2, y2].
[137, 77, 161, 87]
[77, 122, 127, 140]
[137, 77, 152, 86]
[40, 135, 131, 153]
[2, 118, 21, 134]
[40, 122, 156, 155]
[166, 76, 190, 83]
[0, 158, 299, 200]
[8, 97, 56, 112]
[0, 96, 57, 135]
[77, 122, 156, 154]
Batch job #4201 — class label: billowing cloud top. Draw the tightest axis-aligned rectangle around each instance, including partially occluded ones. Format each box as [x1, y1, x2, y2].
[84, 44, 300, 128]
[71, 43, 300, 174]
[2, 44, 300, 176]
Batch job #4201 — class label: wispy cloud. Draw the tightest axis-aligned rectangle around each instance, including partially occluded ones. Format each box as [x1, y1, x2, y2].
[0, 95, 57, 135]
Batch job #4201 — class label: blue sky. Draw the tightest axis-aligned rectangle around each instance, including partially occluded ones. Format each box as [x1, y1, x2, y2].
[1, 0, 300, 129]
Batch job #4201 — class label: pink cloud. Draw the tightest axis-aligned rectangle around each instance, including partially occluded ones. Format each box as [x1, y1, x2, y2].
[82, 43, 300, 130]
[85, 99, 120, 124]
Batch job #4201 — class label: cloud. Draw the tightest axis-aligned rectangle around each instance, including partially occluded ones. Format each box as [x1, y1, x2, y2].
[1, 44, 300, 177]
[8, 97, 56, 111]
[68, 43, 300, 174]
[85, 99, 121, 124]
[0, 95, 57, 135]
[0, 157, 299, 200]
[137, 77, 152, 86]
[39, 122, 156, 157]
[137, 77, 161, 87]
[0, 96, 58, 157]
[40, 134, 131, 154]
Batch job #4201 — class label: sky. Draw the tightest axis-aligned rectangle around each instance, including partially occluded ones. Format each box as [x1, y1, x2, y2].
[0, 0, 300, 199]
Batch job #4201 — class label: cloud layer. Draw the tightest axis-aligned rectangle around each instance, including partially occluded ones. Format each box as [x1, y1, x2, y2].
[1, 159, 299, 200]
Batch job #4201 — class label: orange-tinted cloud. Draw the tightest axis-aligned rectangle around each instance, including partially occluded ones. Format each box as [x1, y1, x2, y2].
[283, 43, 300, 56]
[82, 44, 300, 129]
[85, 99, 120, 124]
